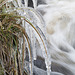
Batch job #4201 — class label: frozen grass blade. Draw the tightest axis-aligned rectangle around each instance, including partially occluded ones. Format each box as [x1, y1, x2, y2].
[0, 0, 51, 75]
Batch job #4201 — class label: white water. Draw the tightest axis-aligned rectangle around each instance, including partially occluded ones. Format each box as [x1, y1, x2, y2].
[37, 0, 75, 75]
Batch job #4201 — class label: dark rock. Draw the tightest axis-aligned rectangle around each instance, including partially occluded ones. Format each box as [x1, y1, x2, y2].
[34, 56, 46, 70]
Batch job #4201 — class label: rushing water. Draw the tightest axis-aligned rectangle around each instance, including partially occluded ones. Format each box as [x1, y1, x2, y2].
[37, 0, 75, 75]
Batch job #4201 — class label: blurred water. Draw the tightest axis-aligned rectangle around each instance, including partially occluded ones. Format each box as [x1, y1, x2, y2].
[37, 0, 75, 75]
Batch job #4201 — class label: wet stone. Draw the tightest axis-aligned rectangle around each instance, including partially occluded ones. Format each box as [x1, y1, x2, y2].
[34, 56, 46, 70]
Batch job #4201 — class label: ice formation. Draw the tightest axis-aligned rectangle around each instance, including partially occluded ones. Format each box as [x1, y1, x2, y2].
[2, 0, 75, 75]
[5, 0, 51, 75]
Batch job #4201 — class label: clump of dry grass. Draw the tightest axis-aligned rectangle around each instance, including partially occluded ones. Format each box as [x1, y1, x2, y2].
[0, 2, 29, 75]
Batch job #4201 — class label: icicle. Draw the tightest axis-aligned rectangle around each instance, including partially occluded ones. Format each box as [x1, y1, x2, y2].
[22, 31, 33, 75]
[17, 0, 22, 7]
[32, 38, 37, 60]
[20, 7, 46, 61]
[22, 19, 25, 27]
[24, 21, 34, 75]
[47, 67, 50, 75]
[18, 7, 51, 74]
[30, 27, 37, 60]
[23, 7, 46, 34]
[12, 0, 18, 7]
[19, 37, 23, 55]
[29, 19, 51, 75]
[29, 62, 33, 75]
[24, 0, 28, 7]
[32, 26, 51, 75]
[45, 58, 51, 75]
[24, 37, 33, 75]
[32, 0, 37, 8]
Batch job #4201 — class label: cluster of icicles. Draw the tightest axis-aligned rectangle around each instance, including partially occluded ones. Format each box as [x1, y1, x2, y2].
[0, 0, 51, 75]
